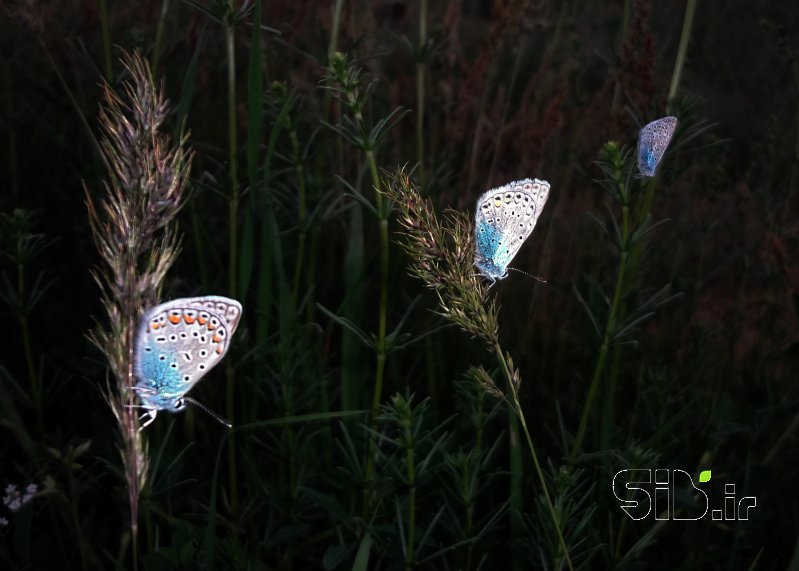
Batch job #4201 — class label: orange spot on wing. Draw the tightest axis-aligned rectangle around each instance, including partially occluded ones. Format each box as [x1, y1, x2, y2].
[183, 315, 195, 324]
[151, 323, 160, 330]
[198, 316, 207, 325]
[216, 346, 223, 354]
[168, 314, 181, 324]
[213, 335, 222, 343]
[207, 322, 217, 330]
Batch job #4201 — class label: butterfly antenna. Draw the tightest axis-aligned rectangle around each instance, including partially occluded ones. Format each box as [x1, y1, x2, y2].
[508, 266, 547, 284]
[183, 397, 233, 428]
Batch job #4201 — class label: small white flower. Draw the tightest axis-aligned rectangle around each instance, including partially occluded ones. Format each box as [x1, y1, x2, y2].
[8, 498, 21, 512]
[0, 517, 7, 526]
[25, 484, 37, 496]
[4, 485, 15, 496]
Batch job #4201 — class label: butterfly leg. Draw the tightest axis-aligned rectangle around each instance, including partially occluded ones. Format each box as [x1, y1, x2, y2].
[138, 410, 158, 431]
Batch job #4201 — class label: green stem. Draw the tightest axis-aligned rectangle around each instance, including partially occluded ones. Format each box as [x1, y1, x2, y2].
[289, 129, 307, 307]
[495, 349, 574, 571]
[668, 0, 697, 103]
[328, 0, 345, 60]
[151, 0, 171, 77]
[416, 0, 427, 187]
[363, 149, 389, 513]
[225, 0, 239, 513]
[507, 403, 522, 571]
[570, 204, 630, 462]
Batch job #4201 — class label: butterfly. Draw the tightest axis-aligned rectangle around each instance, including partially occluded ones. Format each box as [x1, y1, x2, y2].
[637, 116, 678, 177]
[474, 178, 550, 283]
[133, 295, 242, 429]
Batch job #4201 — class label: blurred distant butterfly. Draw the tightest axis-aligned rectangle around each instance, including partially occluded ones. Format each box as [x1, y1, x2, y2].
[474, 178, 550, 284]
[133, 295, 242, 429]
[637, 116, 677, 177]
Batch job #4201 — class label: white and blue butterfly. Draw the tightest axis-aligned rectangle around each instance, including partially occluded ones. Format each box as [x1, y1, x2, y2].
[133, 295, 242, 429]
[474, 178, 550, 283]
[637, 116, 677, 177]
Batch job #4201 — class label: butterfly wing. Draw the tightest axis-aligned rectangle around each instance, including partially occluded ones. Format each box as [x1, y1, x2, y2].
[474, 179, 550, 280]
[134, 296, 242, 412]
[637, 116, 677, 177]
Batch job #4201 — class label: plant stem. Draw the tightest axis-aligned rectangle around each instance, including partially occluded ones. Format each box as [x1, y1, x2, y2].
[416, 0, 427, 187]
[123, 280, 141, 571]
[570, 204, 630, 462]
[363, 148, 389, 513]
[328, 0, 345, 60]
[495, 348, 574, 571]
[225, 0, 239, 512]
[151, 0, 171, 77]
[289, 128, 308, 307]
[668, 0, 697, 103]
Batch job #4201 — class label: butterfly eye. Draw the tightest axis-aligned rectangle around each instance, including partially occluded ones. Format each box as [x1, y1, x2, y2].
[175, 398, 186, 410]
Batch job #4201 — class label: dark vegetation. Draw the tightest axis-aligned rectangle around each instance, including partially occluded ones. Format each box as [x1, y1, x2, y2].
[1, 1, 798, 569]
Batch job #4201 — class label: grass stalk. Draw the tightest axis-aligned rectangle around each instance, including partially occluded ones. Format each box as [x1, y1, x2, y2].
[570, 202, 630, 462]
[364, 148, 389, 510]
[86, 52, 191, 571]
[668, 0, 697, 103]
[496, 348, 574, 571]
[383, 169, 573, 571]
[289, 128, 308, 307]
[98, 0, 113, 79]
[151, 0, 171, 77]
[416, 0, 427, 186]
[328, 0, 345, 60]
[224, 0, 240, 512]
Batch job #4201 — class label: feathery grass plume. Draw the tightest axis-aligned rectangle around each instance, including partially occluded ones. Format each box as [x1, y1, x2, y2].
[383, 166, 575, 571]
[382, 167, 499, 346]
[86, 51, 191, 570]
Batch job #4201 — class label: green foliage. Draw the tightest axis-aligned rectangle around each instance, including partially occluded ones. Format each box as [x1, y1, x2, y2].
[1, 2, 797, 570]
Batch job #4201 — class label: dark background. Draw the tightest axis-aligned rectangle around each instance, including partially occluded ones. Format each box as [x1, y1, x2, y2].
[1, 1, 798, 569]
